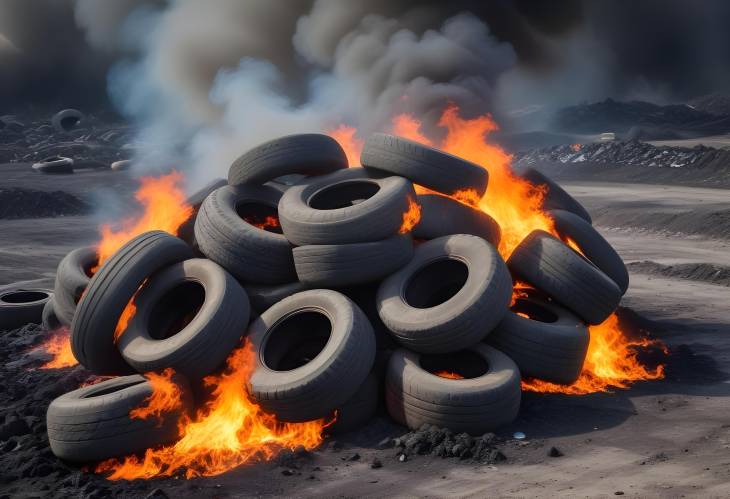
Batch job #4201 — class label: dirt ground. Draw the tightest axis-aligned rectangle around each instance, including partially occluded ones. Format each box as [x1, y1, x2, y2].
[1, 162, 729, 498]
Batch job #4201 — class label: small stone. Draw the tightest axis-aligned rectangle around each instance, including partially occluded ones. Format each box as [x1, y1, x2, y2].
[548, 447, 564, 457]
[281, 469, 295, 476]
[371, 458, 383, 469]
[398, 454, 407, 462]
[348, 453, 360, 461]
[615, 492, 624, 496]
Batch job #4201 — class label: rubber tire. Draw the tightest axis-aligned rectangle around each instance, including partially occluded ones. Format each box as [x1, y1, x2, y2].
[507, 230, 621, 325]
[413, 193, 500, 247]
[377, 234, 512, 354]
[118, 259, 251, 379]
[53, 246, 97, 327]
[278, 168, 415, 245]
[71, 231, 194, 375]
[177, 177, 227, 245]
[293, 234, 414, 288]
[486, 291, 589, 384]
[519, 168, 591, 223]
[46, 374, 193, 463]
[42, 298, 63, 331]
[228, 134, 348, 186]
[550, 209, 629, 294]
[51, 109, 83, 133]
[110, 160, 131, 171]
[244, 281, 309, 314]
[361, 133, 488, 197]
[328, 373, 378, 435]
[0, 288, 52, 331]
[194, 184, 295, 284]
[247, 289, 376, 422]
[385, 345, 521, 434]
[32, 156, 74, 174]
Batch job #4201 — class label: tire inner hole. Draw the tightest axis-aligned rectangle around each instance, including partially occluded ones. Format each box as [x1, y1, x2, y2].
[264, 311, 332, 371]
[148, 281, 205, 340]
[511, 299, 558, 323]
[420, 350, 488, 379]
[236, 201, 282, 234]
[404, 258, 468, 308]
[1, 291, 48, 304]
[308, 180, 380, 210]
[60, 117, 80, 129]
[84, 378, 146, 398]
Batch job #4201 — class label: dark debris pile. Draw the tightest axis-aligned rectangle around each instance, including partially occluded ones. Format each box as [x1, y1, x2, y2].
[0, 188, 90, 219]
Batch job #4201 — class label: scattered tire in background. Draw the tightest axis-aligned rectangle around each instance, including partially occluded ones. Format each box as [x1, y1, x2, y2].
[32, 156, 74, 174]
[0, 288, 52, 331]
[110, 160, 132, 172]
[51, 108, 84, 133]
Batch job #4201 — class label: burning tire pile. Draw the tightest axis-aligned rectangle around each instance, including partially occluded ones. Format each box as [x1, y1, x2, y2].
[35, 132, 628, 468]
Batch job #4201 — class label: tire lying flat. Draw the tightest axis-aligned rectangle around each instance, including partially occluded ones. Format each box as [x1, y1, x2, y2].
[385, 345, 521, 434]
[71, 231, 194, 375]
[293, 234, 414, 288]
[413, 193, 500, 247]
[247, 289, 375, 422]
[32, 156, 74, 174]
[228, 134, 348, 186]
[194, 184, 295, 284]
[377, 234, 512, 353]
[507, 230, 621, 325]
[519, 168, 592, 223]
[119, 259, 251, 379]
[486, 290, 589, 384]
[46, 374, 193, 462]
[550, 209, 629, 294]
[278, 168, 415, 246]
[0, 288, 52, 331]
[53, 246, 97, 327]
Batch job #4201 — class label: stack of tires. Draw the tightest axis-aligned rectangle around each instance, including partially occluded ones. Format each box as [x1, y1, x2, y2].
[44, 133, 629, 463]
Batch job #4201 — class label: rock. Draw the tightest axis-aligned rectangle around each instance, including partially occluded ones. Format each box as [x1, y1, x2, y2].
[371, 458, 383, 469]
[281, 469, 295, 476]
[548, 446, 564, 457]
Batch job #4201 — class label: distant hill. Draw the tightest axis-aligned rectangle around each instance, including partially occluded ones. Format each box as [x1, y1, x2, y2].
[688, 93, 730, 116]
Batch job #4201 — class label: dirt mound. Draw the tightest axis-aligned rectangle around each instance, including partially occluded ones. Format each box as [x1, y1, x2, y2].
[627, 261, 730, 287]
[0, 188, 90, 219]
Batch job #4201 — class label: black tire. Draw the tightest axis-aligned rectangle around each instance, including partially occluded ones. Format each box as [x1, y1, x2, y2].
[247, 290, 375, 422]
[385, 345, 521, 434]
[519, 168, 591, 223]
[507, 230, 621, 324]
[53, 246, 97, 327]
[413, 193, 500, 246]
[486, 291, 589, 384]
[328, 373, 378, 435]
[32, 156, 74, 174]
[51, 109, 83, 133]
[177, 177, 227, 245]
[278, 168, 415, 245]
[228, 134, 348, 186]
[118, 259, 250, 379]
[377, 234, 512, 354]
[293, 234, 414, 288]
[42, 298, 63, 331]
[244, 281, 309, 314]
[71, 231, 194, 375]
[194, 184, 295, 284]
[0, 288, 52, 331]
[550, 209, 629, 294]
[46, 374, 193, 463]
[361, 133, 488, 197]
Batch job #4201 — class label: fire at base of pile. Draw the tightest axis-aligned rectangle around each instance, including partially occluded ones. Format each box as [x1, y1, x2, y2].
[27, 107, 666, 480]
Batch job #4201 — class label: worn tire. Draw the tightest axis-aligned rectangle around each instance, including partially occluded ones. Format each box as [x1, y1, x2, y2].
[71, 231, 194, 375]
[32, 156, 74, 174]
[51, 109, 83, 133]
[377, 234, 512, 354]
[385, 345, 521, 434]
[0, 288, 52, 331]
[228, 134, 348, 186]
[519, 168, 591, 223]
[279, 168, 415, 245]
[361, 133, 488, 197]
[328, 373, 378, 435]
[486, 291, 589, 384]
[248, 290, 375, 422]
[53, 246, 97, 327]
[119, 259, 250, 379]
[244, 281, 309, 314]
[110, 160, 132, 172]
[413, 193, 500, 246]
[194, 184, 295, 284]
[293, 234, 414, 288]
[42, 298, 63, 331]
[507, 230, 621, 324]
[177, 177, 228, 245]
[550, 209, 629, 294]
[46, 374, 193, 463]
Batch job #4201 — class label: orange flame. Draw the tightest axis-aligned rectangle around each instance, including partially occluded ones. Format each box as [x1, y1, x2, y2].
[510, 280, 534, 307]
[328, 124, 363, 167]
[399, 196, 421, 234]
[244, 215, 280, 231]
[570, 143, 582, 152]
[130, 368, 186, 424]
[522, 313, 666, 395]
[96, 342, 328, 480]
[34, 327, 77, 369]
[433, 370, 465, 380]
[563, 236, 587, 259]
